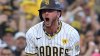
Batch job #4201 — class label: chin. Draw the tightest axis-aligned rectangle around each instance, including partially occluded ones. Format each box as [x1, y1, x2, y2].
[45, 25, 51, 28]
[45, 24, 51, 28]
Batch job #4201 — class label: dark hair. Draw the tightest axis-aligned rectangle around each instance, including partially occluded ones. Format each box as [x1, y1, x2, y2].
[94, 29, 100, 45]
[0, 22, 8, 38]
[4, 47, 11, 49]
[94, 29, 100, 37]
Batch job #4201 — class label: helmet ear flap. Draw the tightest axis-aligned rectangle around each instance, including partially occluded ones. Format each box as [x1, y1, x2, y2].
[57, 10, 61, 18]
[39, 11, 43, 21]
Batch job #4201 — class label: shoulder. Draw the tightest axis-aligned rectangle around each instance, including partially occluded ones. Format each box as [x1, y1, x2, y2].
[26, 22, 43, 38]
[27, 21, 43, 32]
[61, 22, 80, 44]
[31, 21, 43, 30]
[61, 21, 76, 32]
[61, 21, 79, 37]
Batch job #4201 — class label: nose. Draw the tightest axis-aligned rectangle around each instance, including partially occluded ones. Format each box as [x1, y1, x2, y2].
[45, 11, 49, 14]
[44, 11, 49, 16]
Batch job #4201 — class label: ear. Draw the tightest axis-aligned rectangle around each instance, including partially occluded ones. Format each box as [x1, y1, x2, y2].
[57, 12, 61, 18]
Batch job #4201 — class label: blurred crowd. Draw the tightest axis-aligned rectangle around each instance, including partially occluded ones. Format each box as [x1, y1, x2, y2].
[0, 0, 100, 56]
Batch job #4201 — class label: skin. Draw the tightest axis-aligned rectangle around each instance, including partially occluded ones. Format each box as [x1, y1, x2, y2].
[1, 49, 13, 56]
[15, 37, 26, 51]
[41, 9, 61, 34]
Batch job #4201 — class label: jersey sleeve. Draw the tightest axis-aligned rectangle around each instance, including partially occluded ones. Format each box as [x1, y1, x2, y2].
[25, 28, 37, 54]
[68, 29, 80, 56]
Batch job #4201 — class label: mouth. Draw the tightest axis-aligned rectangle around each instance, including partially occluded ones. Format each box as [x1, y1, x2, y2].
[45, 18, 49, 22]
[44, 18, 52, 27]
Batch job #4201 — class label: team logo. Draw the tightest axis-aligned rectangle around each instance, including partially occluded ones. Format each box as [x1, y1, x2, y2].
[44, 0, 49, 5]
[62, 38, 68, 45]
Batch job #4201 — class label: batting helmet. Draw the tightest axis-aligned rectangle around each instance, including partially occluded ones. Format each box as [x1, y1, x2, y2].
[38, 0, 63, 20]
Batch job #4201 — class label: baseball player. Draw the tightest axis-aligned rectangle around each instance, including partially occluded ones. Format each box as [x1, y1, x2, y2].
[25, 0, 80, 56]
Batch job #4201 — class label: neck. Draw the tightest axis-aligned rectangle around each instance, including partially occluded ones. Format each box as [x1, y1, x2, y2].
[44, 20, 59, 34]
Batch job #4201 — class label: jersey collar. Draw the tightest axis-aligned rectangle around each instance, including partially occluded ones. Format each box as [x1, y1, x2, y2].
[43, 21, 62, 38]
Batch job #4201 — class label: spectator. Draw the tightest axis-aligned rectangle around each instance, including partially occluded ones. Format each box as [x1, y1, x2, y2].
[2, 28, 16, 51]
[1, 47, 15, 56]
[94, 30, 100, 52]
[14, 32, 26, 56]
[80, 30, 96, 56]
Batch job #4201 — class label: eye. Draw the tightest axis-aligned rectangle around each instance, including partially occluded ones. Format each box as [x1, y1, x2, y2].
[47, 9, 55, 12]
[41, 9, 56, 13]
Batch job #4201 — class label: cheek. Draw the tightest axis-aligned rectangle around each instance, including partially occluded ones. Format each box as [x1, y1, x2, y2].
[16, 40, 25, 45]
[42, 12, 58, 17]
[50, 14, 58, 19]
